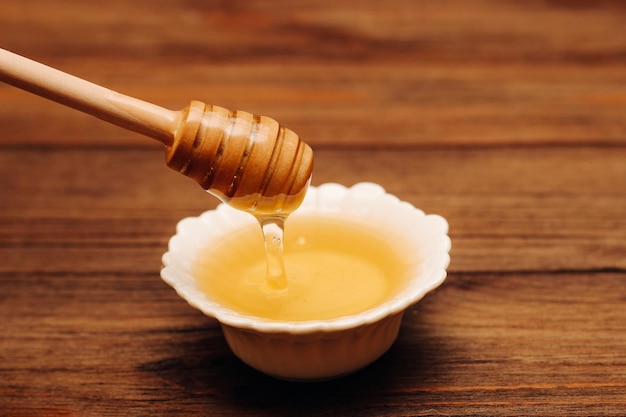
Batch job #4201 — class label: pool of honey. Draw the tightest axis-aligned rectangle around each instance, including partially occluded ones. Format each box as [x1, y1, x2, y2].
[194, 215, 410, 321]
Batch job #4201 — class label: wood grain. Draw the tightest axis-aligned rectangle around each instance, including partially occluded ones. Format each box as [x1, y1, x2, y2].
[2, 147, 626, 275]
[1, 0, 625, 148]
[1, 0, 626, 415]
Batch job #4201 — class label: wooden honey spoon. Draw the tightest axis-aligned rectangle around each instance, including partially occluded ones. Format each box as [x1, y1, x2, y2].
[0, 48, 313, 215]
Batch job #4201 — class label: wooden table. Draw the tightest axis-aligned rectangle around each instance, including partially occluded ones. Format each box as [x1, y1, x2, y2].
[1, 1, 625, 415]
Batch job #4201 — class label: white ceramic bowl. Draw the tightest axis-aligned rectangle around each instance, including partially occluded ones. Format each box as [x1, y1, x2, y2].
[161, 182, 451, 381]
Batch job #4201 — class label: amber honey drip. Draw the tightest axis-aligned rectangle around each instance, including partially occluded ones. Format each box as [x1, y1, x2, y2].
[160, 101, 313, 287]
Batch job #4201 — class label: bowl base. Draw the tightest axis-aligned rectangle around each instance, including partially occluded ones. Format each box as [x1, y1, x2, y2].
[220, 312, 404, 381]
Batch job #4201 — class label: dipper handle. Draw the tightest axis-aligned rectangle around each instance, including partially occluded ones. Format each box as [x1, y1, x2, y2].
[0, 48, 313, 214]
[0, 48, 176, 144]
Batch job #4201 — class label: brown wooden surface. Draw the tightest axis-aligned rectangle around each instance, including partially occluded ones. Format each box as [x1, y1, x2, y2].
[1, 1, 625, 416]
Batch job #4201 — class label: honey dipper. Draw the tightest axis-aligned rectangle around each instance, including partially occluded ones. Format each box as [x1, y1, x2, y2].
[0, 48, 313, 215]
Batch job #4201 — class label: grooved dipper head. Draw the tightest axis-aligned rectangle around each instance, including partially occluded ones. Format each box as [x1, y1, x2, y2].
[165, 101, 313, 216]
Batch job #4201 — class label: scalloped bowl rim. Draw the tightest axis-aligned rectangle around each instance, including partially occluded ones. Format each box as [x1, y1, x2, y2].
[161, 182, 451, 334]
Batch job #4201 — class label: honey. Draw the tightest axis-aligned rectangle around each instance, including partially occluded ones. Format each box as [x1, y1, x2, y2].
[216, 178, 310, 290]
[194, 215, 409, 321]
